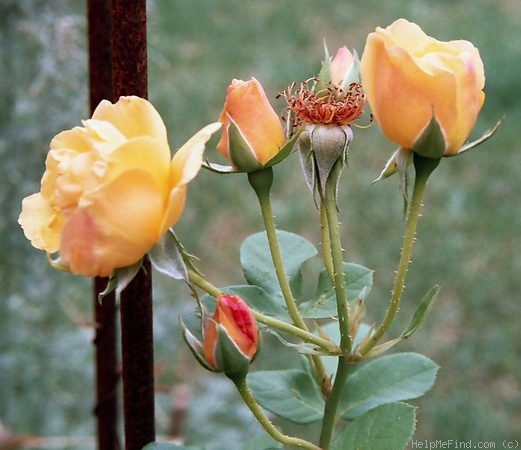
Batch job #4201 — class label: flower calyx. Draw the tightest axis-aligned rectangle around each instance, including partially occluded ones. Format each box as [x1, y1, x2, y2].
[183, 294, 259, 380]
[298, 124, 353, 203]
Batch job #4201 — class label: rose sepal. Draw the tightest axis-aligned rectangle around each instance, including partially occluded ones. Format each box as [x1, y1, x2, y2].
[448, 119, 502, 157]
[412, 113, 446, 159]
[316, 43, 359, 94]
[262, 124, 304, 168]
[298, 124, 353, 201]
[315, 43, 334, 94]
[181, 319, 219, 373]
[214, 323, 255, 379]
[203, 125, 303, 175]
[97, 260, 143, 302]
[202, 160, 238, 174]
[227, 116, 265, 173]
[47, 253, 71, 272]
[372, 147, 412, 183]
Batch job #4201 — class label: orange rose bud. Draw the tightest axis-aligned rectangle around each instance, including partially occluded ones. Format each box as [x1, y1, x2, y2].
[360, 19, 485, 155]
[217, 78, 286, 172]
[203, 294, 259, 376]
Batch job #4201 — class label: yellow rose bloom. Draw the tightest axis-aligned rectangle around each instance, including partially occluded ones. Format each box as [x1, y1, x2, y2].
[360, 18, 485, 155]
[19, 96, 220, 277]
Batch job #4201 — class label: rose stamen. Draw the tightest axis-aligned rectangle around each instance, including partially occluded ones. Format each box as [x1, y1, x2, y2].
[278, 80, 366, 129]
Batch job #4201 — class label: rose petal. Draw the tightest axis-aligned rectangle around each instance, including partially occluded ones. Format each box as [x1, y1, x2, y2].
[171, 122, 221, 186]
[61, 170, 165, 276]
[105, 136, 171, 191]
[19, 193, 62, 253]
[92, 96, 168, 142]
[158, 185, 186, 236]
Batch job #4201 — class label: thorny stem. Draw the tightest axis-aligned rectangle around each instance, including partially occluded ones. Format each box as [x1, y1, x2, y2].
[323, 163, 352, 355]
[233, 377, 322, 450]
[358, 154, 440, 357]
[248, 169, 330, 394]
[319, 163, 352, 448]
[320, 203, 335, 282]
[187, 270, 341, 355]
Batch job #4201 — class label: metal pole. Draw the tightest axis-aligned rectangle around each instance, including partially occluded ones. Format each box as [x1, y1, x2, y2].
[88, 1, 120, 448]
[110, 1, 156, 449]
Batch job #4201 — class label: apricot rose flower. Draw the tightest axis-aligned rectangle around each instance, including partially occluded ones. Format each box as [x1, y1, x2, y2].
[360, 18, 485, 155]
[19, 96, 220, 277]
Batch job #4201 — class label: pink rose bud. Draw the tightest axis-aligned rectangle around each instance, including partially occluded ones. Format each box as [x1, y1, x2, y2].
[330, 46, 356, 87]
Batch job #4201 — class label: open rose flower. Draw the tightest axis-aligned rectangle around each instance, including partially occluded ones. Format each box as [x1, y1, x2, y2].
[19, 96, 220, 277]
[217, 78, 286, 172]
[360, 18, 485, 156]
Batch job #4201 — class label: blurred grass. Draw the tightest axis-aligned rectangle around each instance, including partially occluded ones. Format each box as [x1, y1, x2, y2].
[1, 0, 520, 448]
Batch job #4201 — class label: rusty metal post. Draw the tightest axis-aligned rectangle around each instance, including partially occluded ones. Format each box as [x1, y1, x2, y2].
[110, 1, 156, 449]
[88, 0, 120, 449]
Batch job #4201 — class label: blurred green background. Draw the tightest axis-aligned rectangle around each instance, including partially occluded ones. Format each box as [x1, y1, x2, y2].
[1, 0, 520, 448]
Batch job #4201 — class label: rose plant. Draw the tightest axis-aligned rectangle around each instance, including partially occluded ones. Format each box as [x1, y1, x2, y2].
[21, 19, 499, 450]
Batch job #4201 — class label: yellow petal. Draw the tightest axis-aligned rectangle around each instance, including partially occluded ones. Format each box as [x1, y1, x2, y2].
[61, 170, 165, 276]
[92, 96, 168, 143]
[105, 136, 171, 192]
[50, 126, 92, 153]
[171, 122, 221, 186]
[82, 119, 127, 156]
[361, 32, 437, 149]
[19, 193, 62, 253]
[158, 185, 186, 236]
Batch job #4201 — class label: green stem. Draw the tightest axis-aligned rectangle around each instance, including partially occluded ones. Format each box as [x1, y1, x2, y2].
[319, 357, 350, 449]
[233, 377, 322, 450]
[248, 169, 308, 330]
[248, 169, 330, 394]
[319, 163, 352, 449]
[187, 270, 341, 355]
[358, 154, 440, 356]
[323, 164, 351, 355]
[320, 203, 334, 282]
[253, 313, 341, 355]
[187, 270, 221, 298]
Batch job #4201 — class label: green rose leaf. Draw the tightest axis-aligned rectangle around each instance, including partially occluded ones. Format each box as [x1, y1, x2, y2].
[331, 403, 416, 450]
[299, 262, 373, 319]
[339, 352, 438, 420]
[365, 285, 441, 358]
[240, 231, 317, 295]
[401, 285, 440, 339]
[248, 369, 324, 424]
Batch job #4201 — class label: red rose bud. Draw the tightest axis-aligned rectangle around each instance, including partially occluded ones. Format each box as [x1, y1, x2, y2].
[203, 294, 259, 377]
